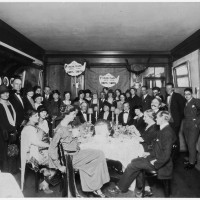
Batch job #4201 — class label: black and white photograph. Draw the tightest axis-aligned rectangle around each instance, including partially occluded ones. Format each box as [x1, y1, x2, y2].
[0, 0, 200, 198]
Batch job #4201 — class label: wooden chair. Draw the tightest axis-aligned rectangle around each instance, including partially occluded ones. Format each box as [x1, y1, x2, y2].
[141, 144, 178, 197]
[58, 141, 77, 197]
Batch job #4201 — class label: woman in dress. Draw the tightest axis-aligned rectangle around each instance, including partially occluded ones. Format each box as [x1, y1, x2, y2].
[90, 92, 99, 109]
[73, 90, 86, 107]
[23, 87, 35, 113]
[106, 89, 117, 108]
[125, 89, 131, 101]
[84, 89, 92, 105]
[115, 89, 121, 101]
[49, 90, 62, 118]
[133, 105, 146, 133]
[21, 109, 54, 193]
[34, 94, 43, 110]
[0, 85, 18, 173]
[48, 105, 110, 197]
[62, 91, 72, 106]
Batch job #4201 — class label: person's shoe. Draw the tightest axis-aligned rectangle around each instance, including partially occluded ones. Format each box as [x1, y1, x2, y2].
[184, 163, 195, 170]
[135, 190, 142, 198]
[92, 190, 107, 198]
[143, 189, 153, 197]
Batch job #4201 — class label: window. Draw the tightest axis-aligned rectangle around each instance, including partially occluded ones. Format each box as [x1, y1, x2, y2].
[173, 62, 191, 87]
[142, 66, 165, 88]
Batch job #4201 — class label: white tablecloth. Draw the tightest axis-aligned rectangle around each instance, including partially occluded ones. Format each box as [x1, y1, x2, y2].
[0, 173, 24, 198]
[80, 136, 144, 191]
[81, 136, 144, 169]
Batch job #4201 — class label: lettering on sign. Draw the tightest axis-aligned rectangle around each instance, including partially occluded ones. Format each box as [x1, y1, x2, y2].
[64, 61, 86, 76]
[99, 73, 119, 88]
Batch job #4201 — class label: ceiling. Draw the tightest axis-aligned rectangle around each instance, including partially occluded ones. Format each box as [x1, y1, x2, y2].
[0, 2, 200, 52]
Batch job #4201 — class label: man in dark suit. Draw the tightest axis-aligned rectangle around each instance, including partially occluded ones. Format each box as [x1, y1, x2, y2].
[99, 92, 106, 112]
[42, 86, 52, 110]
[114, 111, 176, 196]
[9, 77, 25, 132]
[141, 86, 153, 112]
[183, 88, 200, 170]
[76, 102, 95, 124]
[152, 86, 164, 102]
[118, 102, 134, 126]
[165, 83, 186, 146]
[99, 101, 112, 121]
[129, 87, 142, 115]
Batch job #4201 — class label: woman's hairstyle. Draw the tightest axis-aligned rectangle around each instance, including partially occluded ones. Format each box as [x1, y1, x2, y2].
[152, 86, 161, 92]
[63, 91, 71, 98]
[157, 111, 171, 122]
[37, 105, 48, 113]
[25, 109, 37, 121]
[134, 105, 143, 112]
[152, 97, 162, 105]
[184, 87, 193, 94]
[115, 89, 121, 95]
[33, 85, 41, 92]
[120, 93, 126, 99]
[52, 90, 60, 96]
[108, 89, 114, 96]
[78, 90, 85, 97]
[144, 109, 156, 121]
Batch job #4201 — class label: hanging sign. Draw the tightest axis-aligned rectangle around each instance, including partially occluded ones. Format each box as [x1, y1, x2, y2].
[64, 61, 86, 76]
[99, 73, 119, 88]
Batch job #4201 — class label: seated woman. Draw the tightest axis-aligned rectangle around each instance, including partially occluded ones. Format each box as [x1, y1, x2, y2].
[62, 91, 72, 106]
[133, 105, 146, 133]
[48, 105, 110, 197]
[140, 109, 159, 152]
[21, 109, 55, 194]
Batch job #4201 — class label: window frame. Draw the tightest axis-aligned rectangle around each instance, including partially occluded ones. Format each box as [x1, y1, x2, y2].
[172, 61, 191, 88]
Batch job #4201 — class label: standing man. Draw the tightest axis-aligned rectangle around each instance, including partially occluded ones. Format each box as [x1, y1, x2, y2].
[9, 77, 25, 132]
[165, 83, 185, 149]
[152, 87, 164, 102]
[183, 88, 200, 170]
[129, 87, 142, 115]
[99, 92, 106, 112]
[43, 86, 52, 110]
[141, 86, 153, 112]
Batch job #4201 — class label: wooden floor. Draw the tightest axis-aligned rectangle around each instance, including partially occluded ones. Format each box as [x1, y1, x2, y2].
[13, 152, 200, 198]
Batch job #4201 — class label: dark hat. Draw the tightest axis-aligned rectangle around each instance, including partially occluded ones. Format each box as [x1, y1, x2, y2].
[52, 90, 60, 95]
[0, 85, 9, 94]
[25, 86, 34, 94]
[34, 93, 43, 101]
[103, 101, 111, 109]
[37, 105, 48, 113]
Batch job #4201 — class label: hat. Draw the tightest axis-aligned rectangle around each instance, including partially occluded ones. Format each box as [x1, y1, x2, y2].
[34, 94, 43, 101]
[103, 101, 111, 109]
[37, 105, 48, 113]
[52, 90, 60, 95]
[84, 89, 91, 94]
[0, 85, 9, 94]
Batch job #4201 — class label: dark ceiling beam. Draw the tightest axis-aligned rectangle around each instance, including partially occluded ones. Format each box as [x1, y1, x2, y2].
[171, 29, 200, 61]
[0, 19, 45, 60]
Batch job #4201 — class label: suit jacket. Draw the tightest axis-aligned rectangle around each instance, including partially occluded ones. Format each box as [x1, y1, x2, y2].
[99, 111, 112, 121]
[23, 96, 35, 113]
[184, 97, 200, 128]
[140, 124, 159, 152]
[167, 92, 186, 128]
[129, 95, 142, 112]
[118, 111, 134, 126]
[133, 116, 146, 133]
[147, 124, 177, 179]
[99, 98, 106, 111]
[76, 111, 95, 124]
[42, 94, 53, 109]
[142, 94, 153, 112]
[9, 90, 25, 128]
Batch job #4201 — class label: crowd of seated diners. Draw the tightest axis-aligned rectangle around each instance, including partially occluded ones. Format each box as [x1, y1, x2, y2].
[1, 76, 200, 197]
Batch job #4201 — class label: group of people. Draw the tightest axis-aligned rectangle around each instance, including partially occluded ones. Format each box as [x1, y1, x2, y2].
[0, 76, 200, 197]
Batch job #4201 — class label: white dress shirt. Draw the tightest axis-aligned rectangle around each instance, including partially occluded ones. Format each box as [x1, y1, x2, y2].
[15, 93, 24, 107]
[123, 110, 129, 123]
[82, 111, 87, 121]
[103, 111, 109, 120]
